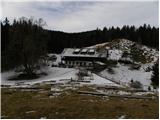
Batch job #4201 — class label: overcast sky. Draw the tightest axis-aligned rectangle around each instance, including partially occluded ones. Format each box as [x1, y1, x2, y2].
[1, 0, 159, 32]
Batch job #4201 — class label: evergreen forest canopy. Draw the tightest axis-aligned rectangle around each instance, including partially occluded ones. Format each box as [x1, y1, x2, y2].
[1, 17, 159, 72]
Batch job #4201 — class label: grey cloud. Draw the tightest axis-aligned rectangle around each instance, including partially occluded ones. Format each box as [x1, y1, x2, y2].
[1, 1, 158, 32]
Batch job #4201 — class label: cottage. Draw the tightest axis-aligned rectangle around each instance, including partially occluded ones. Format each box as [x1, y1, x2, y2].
[61, 48, 108, 67]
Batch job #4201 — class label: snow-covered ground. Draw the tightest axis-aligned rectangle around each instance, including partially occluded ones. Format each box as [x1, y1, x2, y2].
[100, 63, 153, 90]
[1, 67, 77, 86]
[80, 73, 119, 86]
[87, 39, 159, 90]
[1, 66, 118, 87]
[108, 49, 123, 60]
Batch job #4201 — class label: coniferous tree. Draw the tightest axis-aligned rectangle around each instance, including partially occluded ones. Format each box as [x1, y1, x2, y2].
[151, 62, 159, 88]
[6, 17, 47, 76]
[2, 17, 10, 52]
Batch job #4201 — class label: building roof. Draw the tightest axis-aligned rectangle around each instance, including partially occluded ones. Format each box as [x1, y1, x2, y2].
[88, 49, 95, 53]
[61, 48, 107, 58]
[81, 49, 88, 53]
[74, 49, 80, 52]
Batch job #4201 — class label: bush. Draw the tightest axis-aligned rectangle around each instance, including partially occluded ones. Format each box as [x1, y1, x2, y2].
[107, 68, 115, 74]
[105, 60, 118, 67]
[148, 86, 151, 91]
[118, 58, 133, 64]
[122, 50, 130, 58]
[130, 80, 143, 89]
[129, 64, 141, 70]
[145, 66, 152, 72]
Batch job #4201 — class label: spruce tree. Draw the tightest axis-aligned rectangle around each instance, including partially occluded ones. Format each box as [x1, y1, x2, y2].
[151, 62, 159, 88]
[7, 17, 47, 77]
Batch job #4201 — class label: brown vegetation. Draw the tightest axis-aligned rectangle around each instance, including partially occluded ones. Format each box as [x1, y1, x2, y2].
[1, 87, 158, 119]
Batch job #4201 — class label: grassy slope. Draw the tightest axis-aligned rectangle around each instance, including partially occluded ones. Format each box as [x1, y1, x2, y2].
[1, 88, 158, 119]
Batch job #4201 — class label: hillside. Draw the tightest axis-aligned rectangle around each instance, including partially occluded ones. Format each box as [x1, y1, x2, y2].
[89, 39, 159, 90]
[89, 39, 158, 63]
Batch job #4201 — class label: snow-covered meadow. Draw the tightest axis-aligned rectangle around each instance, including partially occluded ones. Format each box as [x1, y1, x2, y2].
[1, 66, 118, 88]
[100, 63, 153, 90]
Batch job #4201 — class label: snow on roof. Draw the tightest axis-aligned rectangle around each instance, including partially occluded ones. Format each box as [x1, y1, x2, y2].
[62, 48, 107, 58]
[74, 49, 80, 52]
[88, 49, 95, 53]
[81, 49, 88, 53]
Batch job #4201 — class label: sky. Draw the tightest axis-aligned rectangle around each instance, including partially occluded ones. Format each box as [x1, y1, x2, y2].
[1, 0, 159, 32]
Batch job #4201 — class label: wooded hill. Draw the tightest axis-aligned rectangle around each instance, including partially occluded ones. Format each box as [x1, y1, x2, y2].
[1, 17, 159, 71]
[2, 17, 159, 54]
[46, 24, 159, 53]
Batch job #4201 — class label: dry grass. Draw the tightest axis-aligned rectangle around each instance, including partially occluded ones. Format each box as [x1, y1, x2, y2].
[1, 88, 159, 119]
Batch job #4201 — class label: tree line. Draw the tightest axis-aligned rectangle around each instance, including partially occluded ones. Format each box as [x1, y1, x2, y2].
[1, 17, 159, 72]
[46, 24, 159, 53]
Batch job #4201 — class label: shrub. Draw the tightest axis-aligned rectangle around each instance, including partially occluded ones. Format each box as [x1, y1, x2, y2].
[105, 60, 118, 67]
[148, 86, 151, 91]
[129, 64, 141, 70]
[118, 58, 133, 64]
[107, 68, 115, 74]
[130, 80, 143, 89]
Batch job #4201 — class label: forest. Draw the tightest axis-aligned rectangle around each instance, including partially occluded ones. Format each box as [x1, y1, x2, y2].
[46, 23, 159, 53]
[1, 17, 159, 72]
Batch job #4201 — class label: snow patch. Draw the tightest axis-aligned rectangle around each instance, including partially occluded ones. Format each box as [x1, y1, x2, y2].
[100, 63, 153, 90]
